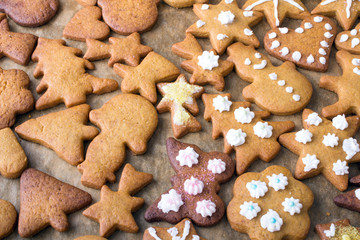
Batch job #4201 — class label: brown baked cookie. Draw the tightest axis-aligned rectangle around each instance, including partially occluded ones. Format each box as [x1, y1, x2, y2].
[171, 33, 234, 91]
[350, 175, 360, 185]
[186, 0, 263, 54]
[312, 0, 360, 30]
[75, 0, 96, 6]
[83, 164, 152, 237]
[98, 0, 160, 35]
[320, 50, 360, 118]
[0, 199, 17, 239]
[63, 6, 110, 42]
[0, 67, 34, 129]
[15, 104, 98, 166]
[164, 0, 207, 8]
[242, 0, 309, 28]
[227, 42, 312, 115]
[18, 168, 92, 238]
[315, 219, 360, 240]
[264, 15, 337, 72]
[227, 165, 313, 240]
[0, 13, 37, 65]
[0, 0, 59, 27]
[279, 109, 360, 191]
[203, 93, 294, 175]
[334, 188, 360, 213]
[78, 94, 158, 189]
[32, 38, 118, 110]
[144, 219, 206, 240]
[157, 75, 204, 139]
[335, 23, 360, 54]
[0, 128, 27, 178]
[84, 32, 152, 67]
[145, 138, 235, 226]
[114, 52, 180, 104]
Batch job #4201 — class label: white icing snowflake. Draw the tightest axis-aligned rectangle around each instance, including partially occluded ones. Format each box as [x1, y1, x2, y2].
[240, 201, 261, 220]
[305, 112, 322, 126]
[295, 129, 312, 144]
[246, 180, 268, 199]
[212, 95, 232, 113]
[343, 137, 360, 160]
[197, 51, 219, 70]
[282, 197, 302, 215]
[176, 147, 199, 167]
[302, 154, 320, 172]
[267, 173, 288, 191]
[322, 133, 339, 147]
[332, 160, 349, 175]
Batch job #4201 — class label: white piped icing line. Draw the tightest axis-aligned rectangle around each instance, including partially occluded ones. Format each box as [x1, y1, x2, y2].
[218, 11, 235, 25]
[184, 177, 204, 195]
[267, 173, 288, 191]
[213, 95, 232, 113]
[244, 28, 254, 36]
[332, 160, 349, 175]
[253, 122, 273, 138]
[196, 200, 216, 217]
[260, 209, 283, 232]
[243, 11, 253, 17]
[201, 4, 209, 10]
[240, 201, 261, 220]
[176, 147, 199, 167]
[305, 112, 322, 126]
[196, 20, 205, 28]
[323, 133, 339, 147]
[282, 197, 302, 215]
[226, 128, 247, 147]
[324, 223, 336, 238]
[253, 60, 267, 70]
[234, 107, 255, 124]
[147, 227, 162, 240]
[355, 189, 360, 200]
[280, 47, 289, 56]
[158, 189, 184, 213]
[246, 180, 268, 198]
[167, 220, 191, 239]
[207, 158, 226, 174]
[197, 51, 219, 70]
[302, 154, 320, 172]
[217, 34, 228, 40]
[343, 137, 360, 160]
[295, 129, 312, 144]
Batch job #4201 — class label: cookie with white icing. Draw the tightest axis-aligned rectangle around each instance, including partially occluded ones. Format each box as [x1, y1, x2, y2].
[334, 188, 360, 213]
[264, 15, 337, 72]
[227, 165, 313, 240]
[335, 23, 360, 54]
[279, 109, 360, 191]
[315, 219, 360, 240]
[144, 138, 234, 226]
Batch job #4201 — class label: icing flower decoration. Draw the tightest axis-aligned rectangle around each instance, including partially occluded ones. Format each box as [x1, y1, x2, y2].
[197, 51, 219, 70]
[207, 158, 226, 174]
[246, 180, 268, 199]
[253, 122, 273, 138]
[267, 173, 288, 191]
[234, 107, 255, 124]
[240, 201, 261, 220]
[332, 114, 348, 130]
[184, 177, 204, 195]
[213, 95, 232, 113]
[302, 154, 320, 172]
[282, 197, 302, 215]
[176, 147, 199, 167]
[305, 112, 322, 126]
[260, 209, 283, 232]
[342, 137, 360, 160]
[157, 189, 184, 213]
[322, 133, 339, 147]
[226, 128, 247, 146]
[295, 129, 312, 144]
[332, 160, 349, 176]
[196, 200, 216, 217]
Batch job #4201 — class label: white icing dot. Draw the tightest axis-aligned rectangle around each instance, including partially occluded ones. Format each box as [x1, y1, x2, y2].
[320, 40, 329, 48]
[314, 16, 323, 22]
[196, 20, 205, 28]
[324, 32, 333, 38]
[217, 34, 228, 40]
[319, 57, 326, 65]
[295, 27, 304, 34]
[293, 94, 300, 101]
[354, 67, 360, 75]
[244, 58, 251, 65]
[218, 10, 235, 25]
[278, 80, 285, 86]
[201, 4, 209, 10]
[243, 11, 253, 17]
[268, 32, 277, 39]
[351, 29, 358, 36]
[270, 40, 280, 49]
[325, 23, 333, 30]
[340, 34, 349, 42]
[352, 58, 360, 66]
[280, 47, 289, 56]
[255, 53, 261, 58]
[307, 54, 315, 64]
[279, 27, 288, 34]
[244, 28, 253, 36]
[319, 48, 327, 55]
[292, 51, 301, 61]
[225, 0, 233, 3]
[304, 22, 313, 29]
[286, 87, 293, 93]
[352, 38, 360, 48]
[269, 73, 277, 80]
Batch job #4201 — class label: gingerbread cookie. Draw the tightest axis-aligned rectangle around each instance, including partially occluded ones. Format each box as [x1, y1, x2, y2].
[164, 0, 207, 8]
[227, 165, 313, 240]
[157, 75, 204, 139]
[0, 128, 27, 178]
[264, 15, 337, 72]
[32, 38, 118, 110]
[0, 199, 17, 239]
[242, 0, 309, 28]
[350, 174, 360, 185]
[145, 138, 235, 226]
[186, 0, 263, 54]
[84, 32, 152, 67]
[63, 6, 110, 42]
[74, 237, 106, 240]
[144, 219, 206, 240]
[227, 42, 312, 115]
[78, 94, 158, 189]
[0, 0, 58, 27]
[98, 0, 160, 35]
[320, 50, 360, 118]
[0, 67, 34, 129]
[335, 23, 360, 54]
[312, 0, 360, 30]
[202, 93, 294, 175]
[15, 104, 98, 166]
[75, 0, 96, 6]
[171, 33, 234, 91]
[315, 219, 360, 240]
[114, 52, 180, 104]
[83, 164, 152, 237]
[279, 109, 360, 191]
[334, 188, 360, 213]
[18, 168, 92, 238]
[0, 14, 37, 65]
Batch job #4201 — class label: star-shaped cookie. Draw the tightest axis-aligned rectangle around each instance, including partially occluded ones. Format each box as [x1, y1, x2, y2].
[186, 0, 263, 54]
[320, 50, 360, 118]
[279, 109, 360, 191]
[202, 93, 294, 175]
[242, 0, 309, 28]
[84, 32, 153, 67]
[83, 164, 152, 237]
[312, 0, 360, 30]
[315, 219, 360, 240]
[171, 33, 234, 91]
[157, 75, 204, 139]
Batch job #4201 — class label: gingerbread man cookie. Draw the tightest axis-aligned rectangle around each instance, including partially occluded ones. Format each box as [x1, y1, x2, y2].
[164, 0, 208, 8]
[203, 93, 294, 175]
[279, 109, 360, 191]
[227, 42, 312, 115]
[264, 15, 337, 72]
[145, 138, 235, 226]
[0, 199, 17, 239]
[171, 33, 234, 91]
[335, 23, 360, 54]
[157, 75, 204, 139]
[186, 0, 263, 54]
[84, 32, 153, 67]
[320, 50, 360, 118]
[78, 94, 158, 189]
[32, 38, 118, 110]
[83, 164, 152, 237]
[227, 165, 313, 240]
[315, 219, 360, 240]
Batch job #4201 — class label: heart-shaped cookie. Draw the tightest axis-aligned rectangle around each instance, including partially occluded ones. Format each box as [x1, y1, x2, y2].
[335, 23, 360, 54]
[63, 6, 110, 42]
[264, 15, 337, 72]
